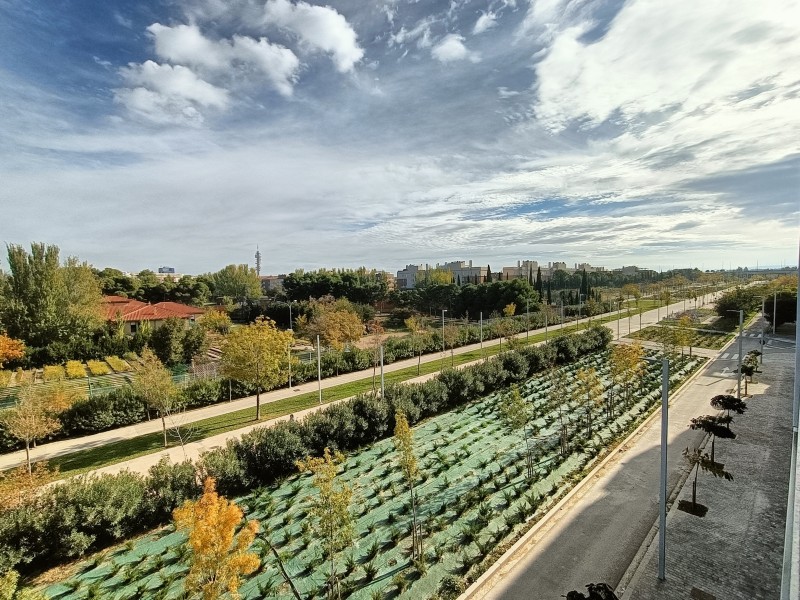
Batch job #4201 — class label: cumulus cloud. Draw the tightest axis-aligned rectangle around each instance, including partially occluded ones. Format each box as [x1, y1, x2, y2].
[431, 34, 480, 63]
[264, 0, 364, 72]
[115, 61, 228, 125]
[147, 23, 299, 96]
[473, 12, 497, 35]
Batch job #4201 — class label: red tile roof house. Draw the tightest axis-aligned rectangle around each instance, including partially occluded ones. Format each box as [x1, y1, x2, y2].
[103, 295, 205, 335]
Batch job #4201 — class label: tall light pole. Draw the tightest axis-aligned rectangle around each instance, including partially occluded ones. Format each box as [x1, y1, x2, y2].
[380, 345, 385, 398]
[288, 300, 295, 332]
[644, 356, 670, 581]
[480, 311, 484, 359]
[544, 309, 548, 342]
[727, 309, 744, 400]
[316, 334, 322, 405]
[526, 298, 530, 339]
[441, 309, 447, 369]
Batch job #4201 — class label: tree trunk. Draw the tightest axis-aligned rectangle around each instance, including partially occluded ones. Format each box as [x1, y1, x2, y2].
[256, 387, 261, 420]
[25, 441, 31, 474]
[268, 541, 302, 600]
[161, 413, 167, 447]
[692, 466, 698, 507]
[710, 436, 715, 464]
[417, 350, 421, 375]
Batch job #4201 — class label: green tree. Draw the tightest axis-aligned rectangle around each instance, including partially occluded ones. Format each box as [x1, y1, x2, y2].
[0, 385, 61, 473]
[220, 317, 293, 420]
[497, 384, 536, 478]
[689, 415, 735, 464]
[296, 448, 353, 600]
[675, 315, 693, 356]
[575, 367, 603, 438]
[209, 265, 262, 303]
[130, 348, 181, 448]
[709, 394, 747, 421]
[0, 244, 103, 358]
[150, 317, 186, 366]
[683, 447, 733, 511]
[404, 316, 428, 375]
[394, 412, 422, 559]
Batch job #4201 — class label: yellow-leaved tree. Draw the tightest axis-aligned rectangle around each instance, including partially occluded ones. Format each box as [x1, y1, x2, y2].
[394, 412, 422, 559]
[220, 317, 293, 420]
[130, 348, 180, 448]
[0, 335, 25, 369]
[296, 448, 353, 600]
[0, 385, 61, 473]
[173, 477, 260, 600]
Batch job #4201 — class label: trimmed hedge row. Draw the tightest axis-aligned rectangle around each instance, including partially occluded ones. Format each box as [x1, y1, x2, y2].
[0, 327, 611, 575]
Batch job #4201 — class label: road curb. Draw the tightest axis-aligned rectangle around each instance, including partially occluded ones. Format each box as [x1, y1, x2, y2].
[458, 351, 710, 600]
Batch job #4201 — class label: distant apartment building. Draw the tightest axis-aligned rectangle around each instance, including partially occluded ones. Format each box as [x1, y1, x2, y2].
[260, 274, 286, 293]
[396, 265, 427, 289]
[502, 260, 539, 281]
[575, 263, 604, 273]
[439, 261, 487, 285]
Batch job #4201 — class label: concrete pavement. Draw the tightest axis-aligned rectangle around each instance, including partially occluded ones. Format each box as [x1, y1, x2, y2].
[622, 324, 795, 599]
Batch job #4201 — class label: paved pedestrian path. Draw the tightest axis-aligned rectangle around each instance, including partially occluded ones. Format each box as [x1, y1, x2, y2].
[622, 323, 795, 599]
[0, 293, 724, 473]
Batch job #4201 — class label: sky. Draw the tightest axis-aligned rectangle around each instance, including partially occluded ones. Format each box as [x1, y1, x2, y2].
[1, 0, 798, 276]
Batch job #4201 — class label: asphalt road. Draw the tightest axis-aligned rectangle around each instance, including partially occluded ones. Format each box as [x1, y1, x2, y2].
[477, 317, 762, 600]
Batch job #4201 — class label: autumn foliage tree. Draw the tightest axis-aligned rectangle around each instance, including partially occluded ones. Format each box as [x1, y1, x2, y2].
[296, 448, 353, 599]
[0, 334, 25, 369]
[220, 317, 293, 420]
[394, 412, 423, 560]
[130, 348, 180, 447]
[173, 477, 260, 600]
[0, 385, 61, 473]
[575, 367, 603, 438]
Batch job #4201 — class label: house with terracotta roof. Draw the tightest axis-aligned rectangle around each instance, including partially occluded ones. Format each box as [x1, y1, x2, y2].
[104, 295, 205, 335]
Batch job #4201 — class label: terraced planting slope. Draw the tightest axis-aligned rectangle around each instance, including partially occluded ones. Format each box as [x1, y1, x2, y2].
[45, 351, 705, 600]
[628, 325, 732, 349]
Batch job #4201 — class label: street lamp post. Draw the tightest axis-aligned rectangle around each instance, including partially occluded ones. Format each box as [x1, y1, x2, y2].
[727, 309, 744, 400]
[441, 309, 447, 369]
[644, 356, 670, 581]
[316, 335, 322, 405]
[526, 298, 530, 339]
[480, 311, 484, 359]
[288, 300, 294, 332]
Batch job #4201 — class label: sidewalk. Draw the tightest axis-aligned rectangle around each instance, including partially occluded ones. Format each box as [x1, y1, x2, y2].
[0, 293, 723, 472]
[622, 323, 795, 599]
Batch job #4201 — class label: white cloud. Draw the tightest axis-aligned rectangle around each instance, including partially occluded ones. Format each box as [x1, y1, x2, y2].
[146, 23, 299, 97]
[431, 34, 480, 63]
[116, 61, 228, 125]
[473, 12, 497, 35]
[264, 0, 364, 73]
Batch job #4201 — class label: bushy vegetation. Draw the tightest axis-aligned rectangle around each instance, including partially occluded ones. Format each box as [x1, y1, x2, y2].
[0, 328, 612, 576]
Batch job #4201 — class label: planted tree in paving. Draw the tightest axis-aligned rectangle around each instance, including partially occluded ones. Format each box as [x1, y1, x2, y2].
[575, 367, 603, 438]
[682, 447, 733, 512]
[710, 394, 747, 421]
[394, 411, 423, 560]
[131, 348, 181, 448]
[0, 384, 61, 473]
[297, 448, 354, 600]
[689, 415, 735, 464]
[220, 317, 293, 420]
[173, 477, 260, 600]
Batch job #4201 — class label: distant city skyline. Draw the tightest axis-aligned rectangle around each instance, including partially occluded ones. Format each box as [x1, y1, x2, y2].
[1, 1, 797, 274]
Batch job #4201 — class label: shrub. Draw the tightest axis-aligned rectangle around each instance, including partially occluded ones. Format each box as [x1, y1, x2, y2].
[60, 387, 146, 436]
[437, 575, 466, 599]
[0, 371, 12, 388]
[143, 457, 200, 521]
[65, 361, 87, 379]
[105, 356, 130, 373]
[86, 360, 111, 377]
[42, 365, 66, 381]
[182, 378, 223, 408]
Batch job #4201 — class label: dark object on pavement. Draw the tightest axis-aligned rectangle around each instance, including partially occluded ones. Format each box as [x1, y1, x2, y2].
[564, 582, 620, 600]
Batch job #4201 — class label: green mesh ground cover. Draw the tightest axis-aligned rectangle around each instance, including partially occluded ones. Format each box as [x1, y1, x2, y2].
[627, 325, 732, 349]
[45, 352, 705, 600]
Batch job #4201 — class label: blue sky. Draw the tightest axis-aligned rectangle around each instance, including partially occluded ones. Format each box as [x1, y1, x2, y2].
[1, 0, 798, 275]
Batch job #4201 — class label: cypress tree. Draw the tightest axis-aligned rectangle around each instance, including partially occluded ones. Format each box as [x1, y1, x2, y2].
[486, 265, 492, 283]
[535, 267, 543, 296]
